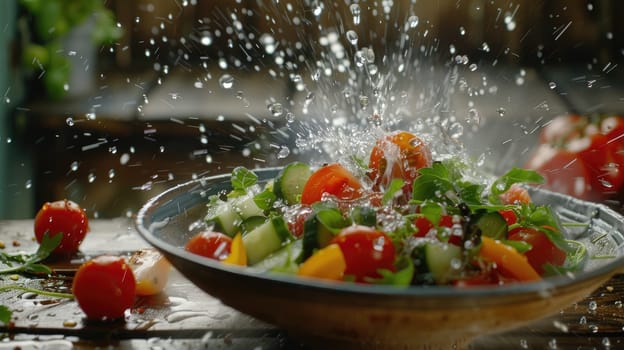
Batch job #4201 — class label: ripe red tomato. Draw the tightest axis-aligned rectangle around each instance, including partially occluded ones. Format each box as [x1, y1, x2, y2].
[498, 209, 517, 226]
[72, 255, 136, 320]
[499, 184, 532, 205]
[507, 227, 567, 275]
[368, 131, 432, 193]
[185, 231, 232, 261]
[300, 163, 363, 205]
[526, 115, 624, 201]
[34, 199, 89, 254]
[413, 215, 453, 237]
[525, 143, 593, 200]
[330, 225, 396, 282]
[283, 205, 313, 238]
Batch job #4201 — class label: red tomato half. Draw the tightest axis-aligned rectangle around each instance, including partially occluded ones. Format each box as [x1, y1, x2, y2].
[331, 225, 396, 282]
[185, 231, 232, 261]
[34, 199, 89, 254]
[72, 255, 136, 320]
[368, 131, 432, 193]
[507, 227, 567, 275]
[300, 163, 363, 205]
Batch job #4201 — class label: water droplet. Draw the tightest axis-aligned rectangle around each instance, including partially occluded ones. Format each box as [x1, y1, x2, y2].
[25, 179, 32, 189]
[497, 107, 506, 117]
[548, 81, 557, 90]
[547, 338, 557, 349]
[602, 337, 611, 348]
[200, 31, 213, 46]
[268, 102, 284, 117]
[108, 169, 115, 179]
[66, 117, 75, 126]
[519, 339, 528, 349]
[469, 63, 478, 71]
[219, 74, 234, 89]
[588, 300, 598, 311]
[346, 30, 358, 46]
[407, 15, 419, 29]
[87, 173, 96, 183]
[120, 153, 130, 165]
[70, 161, 79, 171]
[459, 26, 466, 36]
[277, 146, 290, 159]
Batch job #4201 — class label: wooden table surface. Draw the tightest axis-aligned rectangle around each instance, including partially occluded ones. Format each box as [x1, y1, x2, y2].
[1, 219, 623, 349]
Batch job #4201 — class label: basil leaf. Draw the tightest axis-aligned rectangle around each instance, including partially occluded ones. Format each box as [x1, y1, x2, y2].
[231, 167, 258, 192]
[254, 189, 276, 211]
[489, 168, 544, 203]
[383, 179, 404, 205]
[0, 305, 10, 325]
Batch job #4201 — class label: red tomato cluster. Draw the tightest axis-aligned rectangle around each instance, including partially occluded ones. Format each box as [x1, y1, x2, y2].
[525, 115, 624, 201]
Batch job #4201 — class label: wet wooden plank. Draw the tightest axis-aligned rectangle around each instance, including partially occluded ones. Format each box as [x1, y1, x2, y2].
[1, 219, 623, 349]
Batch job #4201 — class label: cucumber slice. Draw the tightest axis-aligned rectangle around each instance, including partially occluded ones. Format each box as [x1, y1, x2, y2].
[425, 242, 462, 284]
[233, 193, 265, 219]
[243, 216, 293, 265]
[205, 202, 241, 237]
[274, 162, 312, 205]
[468, 211, 508, 240]
[241, 215, 267, 234]
[252, 239, 303, 272]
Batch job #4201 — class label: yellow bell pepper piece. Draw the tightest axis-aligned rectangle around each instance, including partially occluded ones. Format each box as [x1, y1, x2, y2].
[480, 236, 540, 282]
[222, 233, 247, 266]
[297, 243, 346, 281]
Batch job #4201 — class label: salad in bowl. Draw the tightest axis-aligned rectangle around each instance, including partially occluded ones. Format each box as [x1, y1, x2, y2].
[136, 130, 624, 349]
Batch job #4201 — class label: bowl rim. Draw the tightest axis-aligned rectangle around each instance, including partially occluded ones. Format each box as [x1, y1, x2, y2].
[135, 167, 624, 299]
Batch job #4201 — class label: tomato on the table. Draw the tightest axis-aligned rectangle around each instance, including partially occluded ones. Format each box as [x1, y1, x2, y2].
[300, 163, 363, 205]
[185, 231, 232, 261]
[330, 225, 396, 282]
[72, 255, 136, 320]
[498, 209, 518, 226]
[507, 227, 567, 275]
[34, 199, 89, 254]
[368, 131, 432, 192]
[526, 115, 624, 201]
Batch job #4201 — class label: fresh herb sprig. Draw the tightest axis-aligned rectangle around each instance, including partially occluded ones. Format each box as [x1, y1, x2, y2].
[0, 233, 67, 325]
[0, 233, 62, 275]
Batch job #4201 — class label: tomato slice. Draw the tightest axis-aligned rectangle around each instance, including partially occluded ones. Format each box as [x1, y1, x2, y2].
[185, 231, 232, 261]
[368, 131, 432, 193]
[72, 255, 136, 320]
[300, 163, 362, 205]
[330, 225, 396, 283]
[507, 227, 566, 275]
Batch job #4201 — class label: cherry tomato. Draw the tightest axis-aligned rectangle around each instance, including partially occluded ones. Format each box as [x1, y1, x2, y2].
[525, 143, 593, 200]
[300, 163, 363, 205]
[283, 205, 313, 238]
[185, 231, 232, 261]
[72, 255, 136, 320]
[507, 227, 567, 275]
[600, 116, 624, 193]
[34, 199, 89, 254]
[330, 225, 396, 282]
[498, 209, 517, 226]
[368, 131, 432, 193]
[413, 215, 453, 237]
[499, 184, 532, 205]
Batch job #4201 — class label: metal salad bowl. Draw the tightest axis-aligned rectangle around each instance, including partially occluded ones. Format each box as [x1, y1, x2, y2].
[135, 168, 624, 350]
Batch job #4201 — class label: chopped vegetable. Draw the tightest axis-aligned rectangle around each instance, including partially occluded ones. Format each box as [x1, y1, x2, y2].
[190, 130, 589, 287]
[128, 249, 171, 296]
